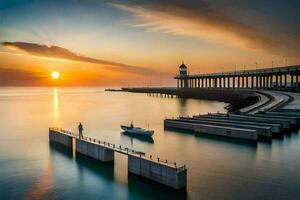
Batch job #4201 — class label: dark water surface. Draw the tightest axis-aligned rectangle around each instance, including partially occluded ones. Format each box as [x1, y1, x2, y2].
[0, 87, 300, 200]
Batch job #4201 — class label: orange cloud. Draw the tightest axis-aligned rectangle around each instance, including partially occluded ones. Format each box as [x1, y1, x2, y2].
[111, 1, 298, 56]
[2, 42, 171, 76]
[0, 67, 47, 86]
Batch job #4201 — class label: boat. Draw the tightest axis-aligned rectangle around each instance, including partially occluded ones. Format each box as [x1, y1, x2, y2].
[120, 122, 154, 136]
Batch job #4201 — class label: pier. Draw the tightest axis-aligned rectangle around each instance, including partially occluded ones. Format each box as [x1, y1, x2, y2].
[175, 64, 300, 91]
[164, 108, 300, 141]
[116, 63, 300, 142]
[122, 87, 259, 112]
[49, 128, 187, 190]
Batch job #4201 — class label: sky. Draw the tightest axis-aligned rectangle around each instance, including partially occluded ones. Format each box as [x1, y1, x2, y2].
[0, 0, 299, 86]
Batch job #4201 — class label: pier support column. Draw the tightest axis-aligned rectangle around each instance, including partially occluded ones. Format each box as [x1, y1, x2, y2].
[270, 75, 273, 89]
[214, 78, 217, 88]
[233, 77, 236, 88]
[227, 77, 230, 88]
[279, 75, 282, 89]
[291, 75, 294, 90]
[296, 75, 299, 90]
[259, 76, 262, 89]
[285, 74, 287, 89]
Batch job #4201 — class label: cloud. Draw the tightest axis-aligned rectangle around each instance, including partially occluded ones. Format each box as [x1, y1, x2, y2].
[110, 0, 299, 56]
[2, 41, 170, 76]
[0, 67, 45, 86]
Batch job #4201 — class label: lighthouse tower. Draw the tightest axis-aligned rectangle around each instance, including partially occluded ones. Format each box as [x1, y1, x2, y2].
[178, 62, 188, 89]
[179, 62, 187, 77]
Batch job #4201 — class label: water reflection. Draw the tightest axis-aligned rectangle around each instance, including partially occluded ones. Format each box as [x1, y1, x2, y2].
[7, 88, 300, 199]
[165, 128, 258, 148]
[177, 98, 188, 116]
[121, 132, 154, 144]
[53, 87, 59, 121]
[127, 174, 187, 200]
[23, 158, 54, 200]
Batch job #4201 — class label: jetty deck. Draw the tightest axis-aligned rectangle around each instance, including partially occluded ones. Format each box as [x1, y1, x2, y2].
[49, 128, 187, 190]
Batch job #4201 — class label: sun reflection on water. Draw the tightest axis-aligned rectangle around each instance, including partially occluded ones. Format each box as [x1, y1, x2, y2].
[53, 87, 59, 121]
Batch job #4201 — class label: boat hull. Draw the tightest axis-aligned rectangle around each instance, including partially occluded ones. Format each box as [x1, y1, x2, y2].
[120, 125, 154, 136]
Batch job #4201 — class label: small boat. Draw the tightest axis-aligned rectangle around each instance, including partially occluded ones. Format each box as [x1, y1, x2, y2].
[121, 122, 154, 137]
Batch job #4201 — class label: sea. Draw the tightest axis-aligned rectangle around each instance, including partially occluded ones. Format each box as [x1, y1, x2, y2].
[1, 87, 300, 200]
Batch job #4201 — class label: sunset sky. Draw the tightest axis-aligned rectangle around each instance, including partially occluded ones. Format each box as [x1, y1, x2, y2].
[0, 0, 299, 86]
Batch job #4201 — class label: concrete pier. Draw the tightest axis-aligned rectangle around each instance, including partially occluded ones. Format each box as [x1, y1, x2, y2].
[49, 129, 73, 147]
[128, 155, 187, 190]
[253, 113, 298, 125]
[49, 128, 187, 190]
[76, 139, 114, 162]
[164, 119, 258, 141]
[188, 116, 282, 134]
[164, 109, 300, 140]
[177, 118, 272, 137]
[202, 114, 290, 129]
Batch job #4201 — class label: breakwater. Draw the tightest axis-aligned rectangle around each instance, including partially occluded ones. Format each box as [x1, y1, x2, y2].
[121, 87, 259, 112]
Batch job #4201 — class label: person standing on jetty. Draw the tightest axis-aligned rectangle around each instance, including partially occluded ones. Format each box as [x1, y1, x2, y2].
[78, 122, 83, 139]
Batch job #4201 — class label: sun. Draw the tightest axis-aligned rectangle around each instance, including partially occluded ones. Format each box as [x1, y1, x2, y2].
[51, 71, 60, 79]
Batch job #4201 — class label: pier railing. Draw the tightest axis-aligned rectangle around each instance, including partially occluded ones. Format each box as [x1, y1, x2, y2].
[49, 127, 186, 172]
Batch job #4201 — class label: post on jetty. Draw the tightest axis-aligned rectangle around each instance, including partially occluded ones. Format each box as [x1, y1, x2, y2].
[48, 128, 187, 190]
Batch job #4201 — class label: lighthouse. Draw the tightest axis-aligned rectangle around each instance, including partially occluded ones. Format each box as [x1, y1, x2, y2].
[179, 62, 187, 77]
[177, 62, 188, 89]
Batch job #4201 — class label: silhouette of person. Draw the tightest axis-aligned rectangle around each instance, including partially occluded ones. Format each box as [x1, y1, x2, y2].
[130, 121, 133, 128]
[78, 122, 83, 139]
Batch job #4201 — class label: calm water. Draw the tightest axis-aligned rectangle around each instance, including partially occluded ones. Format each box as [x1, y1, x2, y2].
[1, 87, 300, 200]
